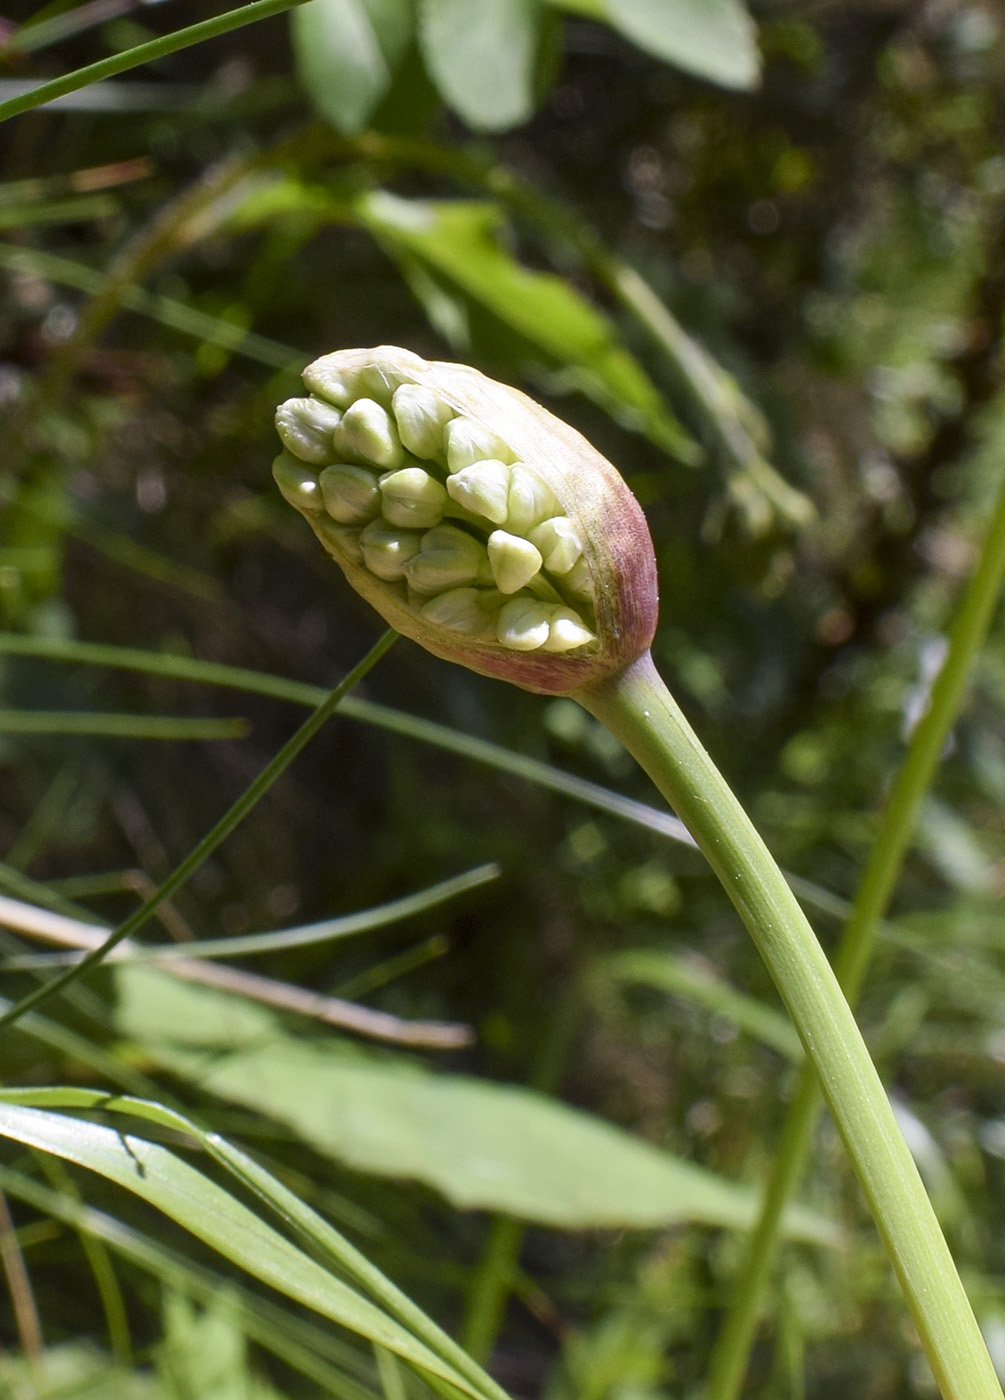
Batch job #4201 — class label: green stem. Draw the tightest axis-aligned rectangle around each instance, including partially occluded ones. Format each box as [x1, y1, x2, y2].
[0, 630, 397, 1033]
[577, 652, 1002, 1400]
[705, 464, 1005, 1399]
[0, 0, 310, 125]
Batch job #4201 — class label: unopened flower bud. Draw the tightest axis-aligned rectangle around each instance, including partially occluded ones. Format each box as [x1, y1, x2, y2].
[359, 520, 422, 580]
[405, 523, 491, 595]
[506, 465, 560, 534]
[334, 399, 404, 469]
[446, 460, 512, 525]
[528, 516, 582, 575]
[379, 467, 448, 529]
[273, 452, 324, 513]
[320, 465, 381, 524]
[445, 417, 515, 473]
[487, 530, 543, 595]
[276, 397, 343, 465]
[274, 346, 658, 696]
[392, 383, 454, 461]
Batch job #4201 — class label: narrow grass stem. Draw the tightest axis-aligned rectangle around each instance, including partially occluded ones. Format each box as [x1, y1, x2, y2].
[0, 0, 310, 125]
[578, 653, 1003, 1400]
[0, 630, 397, 1033]
[705, 463, 1005, 1400]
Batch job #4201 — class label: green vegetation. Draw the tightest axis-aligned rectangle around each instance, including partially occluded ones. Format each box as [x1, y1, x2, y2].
[0, 3, 1003, 1398]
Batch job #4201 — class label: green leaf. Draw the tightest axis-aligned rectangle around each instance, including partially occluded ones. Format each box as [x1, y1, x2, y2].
[292, 0, 414, 135]
[417, 0, 542, 131]
[0, 1102, 483, 1396]
[600, 0, 760, 90]
[359, 192, 696, 458]
[111, 970, 836, 1242]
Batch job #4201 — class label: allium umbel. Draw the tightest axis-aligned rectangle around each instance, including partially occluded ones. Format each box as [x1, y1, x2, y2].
[273, 347, 658, 695]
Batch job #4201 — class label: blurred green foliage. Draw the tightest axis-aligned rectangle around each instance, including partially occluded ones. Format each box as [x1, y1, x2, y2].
[0, 1, 1004, 1398]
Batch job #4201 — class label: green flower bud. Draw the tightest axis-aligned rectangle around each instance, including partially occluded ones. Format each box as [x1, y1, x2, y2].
[392, 383, 454, 461]
[487, 530, 543, 595]
[275, 397, 343, 465]
[319, 465, 381, 524]
[506, 465, 560, 534]
[418, 587, 486, 636]
[446, 460, 512, 526]
[273, 452, 324, 513]
[359, 521, 423, 580]
[405, 524, 490, 596]
[274, 347, 657, 696]
[334, 398, 404, 469]
[528, 516, 582, 575]
[379, 467, 448, 529]
[444, 417, 515, 473]
[314, 518, 364, 565]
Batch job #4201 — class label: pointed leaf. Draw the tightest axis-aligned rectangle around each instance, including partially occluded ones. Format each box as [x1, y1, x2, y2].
[603, 0, 760, 90]
[0, 1102, 481, 1395]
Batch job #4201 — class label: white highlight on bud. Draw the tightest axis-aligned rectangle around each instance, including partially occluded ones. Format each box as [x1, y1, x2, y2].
[446, 460, 512, 525]
[405, 524, 490, 595]
[273, 453, 323, 512]
[275, 397, 343, 465]
[528, 516, 582, 575]
[418, 587, 486, 635]
[320, 465, 382, 524]
[444, 417, 515, 473]
[392, 383, 454, 461]
[506, 465, 560, 534]
[379, 468, 448, 528]
[542, 606, 595, 652]
[496, 598, 552, 651]
[334, 398, 404, 469]
[488, 530, 543, 595]
[359, 521, 423, 580]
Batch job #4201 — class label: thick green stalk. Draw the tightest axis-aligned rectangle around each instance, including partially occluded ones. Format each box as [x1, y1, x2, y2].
[706, 463, 1005, 1400]
[578, 653, 1002, 1400]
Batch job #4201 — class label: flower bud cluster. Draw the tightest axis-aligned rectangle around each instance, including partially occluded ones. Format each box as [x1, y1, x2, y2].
[274, 348, 658, 696]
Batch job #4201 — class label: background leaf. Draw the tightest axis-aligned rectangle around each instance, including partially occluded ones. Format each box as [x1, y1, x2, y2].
[602, 0, 760, 90]
[292, 0, 415, 134]
[417, 0, 542, 131]
[113, 967, 835, 1242]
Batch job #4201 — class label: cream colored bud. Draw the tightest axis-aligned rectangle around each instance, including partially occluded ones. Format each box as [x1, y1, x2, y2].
[487, 530, 543, 595]
[392, 383, 454, 460]
[359, 521, 423, 580]
[496, 598, 552, 651]
[273, 453, 323, 513]
[334, 399, 404, 469]
[405, 524, 490, 595]
[445, 417, 515, 473]
[528, 516, 582, 575]
[319, 465, 382, 524]
[378, 468, 448, 529]
[542, 606, 595, 652]
[506, 465, 560, 534]
[446, 460, 512, 525]
[275, 397, 343, 465]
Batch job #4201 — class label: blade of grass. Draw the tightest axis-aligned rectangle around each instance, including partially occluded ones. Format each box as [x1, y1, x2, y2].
[0, 0, 312, 125]
[0, 711, 247, 740]
[704, 462, 1005, 1400]
[0, 630, 397, 1034]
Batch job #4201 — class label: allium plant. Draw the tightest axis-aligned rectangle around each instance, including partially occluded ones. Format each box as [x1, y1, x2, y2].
[275, 347, 1002, 1400]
